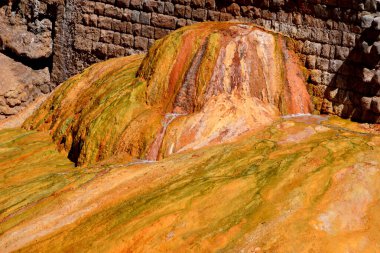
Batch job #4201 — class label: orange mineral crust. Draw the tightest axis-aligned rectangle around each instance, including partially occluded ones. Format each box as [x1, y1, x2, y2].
[24, 22, 312, 165]
[1, 116, 380, 253]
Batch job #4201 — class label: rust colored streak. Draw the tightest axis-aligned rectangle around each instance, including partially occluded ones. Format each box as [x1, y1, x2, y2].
[280, 38, 312, 114]
[249, 41, 266, 100]
[230, 40, 243, 92]
[167, 32, 200, 107]
[173, 38, 209, 114]
[203, 34, 229, 101]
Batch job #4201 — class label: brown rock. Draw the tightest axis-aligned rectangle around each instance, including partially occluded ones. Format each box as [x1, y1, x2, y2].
[227, 3, 240, 16]
[371, 97, 380, 114]
[361, 96, 372, 110]
[134, 36, 148, 50]
[192, 9, 207, 21]
[363, 68, 375, 82]
[151, 14, 176, 29]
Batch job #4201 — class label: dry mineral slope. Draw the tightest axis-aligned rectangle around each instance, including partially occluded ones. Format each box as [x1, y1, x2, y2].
[1, 116, 380, 252]
[0, 22, 379, 252]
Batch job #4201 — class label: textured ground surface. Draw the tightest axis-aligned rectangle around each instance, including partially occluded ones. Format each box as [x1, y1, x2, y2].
[1, 22, 380, 253]
[1, 116, 380, 252]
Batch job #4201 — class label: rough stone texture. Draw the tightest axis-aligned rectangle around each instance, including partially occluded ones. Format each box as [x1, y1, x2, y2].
[0, 0, 380, 122]
[0, 53, 50, 119]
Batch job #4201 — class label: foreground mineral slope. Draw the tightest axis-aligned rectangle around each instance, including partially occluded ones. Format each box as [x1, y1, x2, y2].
[24, 22, 311, 165]
[1, 116, 380, 253]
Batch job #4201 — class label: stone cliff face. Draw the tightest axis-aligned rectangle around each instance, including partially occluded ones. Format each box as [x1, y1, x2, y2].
[0, 0, 380, 122]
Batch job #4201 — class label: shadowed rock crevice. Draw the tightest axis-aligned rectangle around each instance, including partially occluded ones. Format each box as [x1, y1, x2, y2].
[0, 41, 53, 70]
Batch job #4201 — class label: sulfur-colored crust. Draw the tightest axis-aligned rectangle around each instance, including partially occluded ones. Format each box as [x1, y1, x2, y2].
[1, 116, 380, 252]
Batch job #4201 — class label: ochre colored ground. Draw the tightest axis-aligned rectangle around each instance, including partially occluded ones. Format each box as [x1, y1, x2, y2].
[1, 116, 380, 252]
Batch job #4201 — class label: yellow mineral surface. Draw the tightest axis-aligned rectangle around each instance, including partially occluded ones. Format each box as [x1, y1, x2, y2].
[0, 22, 379, 253]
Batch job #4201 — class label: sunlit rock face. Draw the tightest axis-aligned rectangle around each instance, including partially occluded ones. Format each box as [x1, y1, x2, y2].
[24, 22, 311, 165]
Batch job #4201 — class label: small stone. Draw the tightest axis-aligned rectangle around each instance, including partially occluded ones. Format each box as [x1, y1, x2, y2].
[370, 41, 380, 55]
[316, 57, 329, 71]
[310, 69, 322, 84]
[306, 55, 316, 69]
[303, 41, 322, 55]
[327, 88, 339, 100]
[329, 59, 343, 73]
[372, 17, 380, 30]
[362, 41, 372, 54]
[321, 44, 331, 58]
[39, 84, 50, 94]
[371, 70, 380, 86]
[134, 36, 148, 51]
[363, 68, 375, 82]
[342, 32, 356, 47]
[6, 98, 21, 107]
[321, 99, 333, 114]
[361, 96, 373, 110]
[227, 3, 240, 16]
[4, 90, 19, 99]
[361, 14, 374, 28]
[151, 14, 176, 29]
[335, 46, 350, 60]
[371, 97, 380, 113]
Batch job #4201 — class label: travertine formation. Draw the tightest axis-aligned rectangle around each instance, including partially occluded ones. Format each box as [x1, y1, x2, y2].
[24, 23, 312, 165]
[0, 0, 380, 122]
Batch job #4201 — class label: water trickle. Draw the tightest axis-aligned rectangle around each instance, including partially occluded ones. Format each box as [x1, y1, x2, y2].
[281, 113, 314, 119]
[281, 114, 328, 125]
[146, 113, 187, 161]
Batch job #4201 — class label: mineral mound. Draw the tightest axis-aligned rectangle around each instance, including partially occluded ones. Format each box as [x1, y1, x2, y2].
[24, 22, 311, 165]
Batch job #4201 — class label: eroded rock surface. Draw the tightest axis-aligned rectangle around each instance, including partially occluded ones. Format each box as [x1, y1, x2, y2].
[0, 0, 61, 118]
[0, 53, 50, 120]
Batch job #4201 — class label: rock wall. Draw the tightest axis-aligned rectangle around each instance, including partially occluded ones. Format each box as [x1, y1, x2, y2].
[1, 0, 380, 122]
[0, 0, 61, 119]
